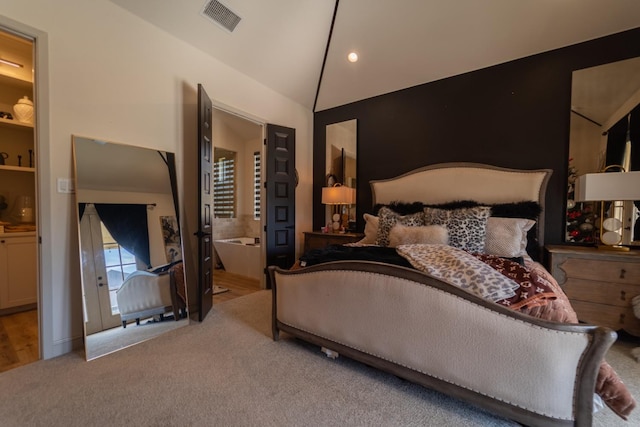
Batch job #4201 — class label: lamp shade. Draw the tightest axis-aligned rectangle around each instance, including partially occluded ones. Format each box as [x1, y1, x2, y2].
[321, 185, 356, 205]
[574, 171, 640, 201]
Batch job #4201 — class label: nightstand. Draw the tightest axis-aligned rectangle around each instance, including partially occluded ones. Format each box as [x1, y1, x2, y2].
[546, 245, 640, 336]
[303, 231, 364, 253]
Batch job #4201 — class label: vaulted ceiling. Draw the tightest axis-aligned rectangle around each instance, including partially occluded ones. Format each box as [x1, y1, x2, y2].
[111, 0, 640, 112]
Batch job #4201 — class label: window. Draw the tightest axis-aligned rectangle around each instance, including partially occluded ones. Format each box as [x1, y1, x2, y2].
[254, 151, 261, 219]
[101, 223, 137, 315]
[213, 149, 236, 218]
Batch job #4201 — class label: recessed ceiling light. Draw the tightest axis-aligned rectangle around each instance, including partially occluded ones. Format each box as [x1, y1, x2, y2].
[347, 52, 358, 63]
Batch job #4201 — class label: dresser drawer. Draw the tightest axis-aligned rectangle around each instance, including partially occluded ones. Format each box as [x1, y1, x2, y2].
[563, 278, 640, 308]
[570, 300, 640, 335]
[558, 257, 640, 284]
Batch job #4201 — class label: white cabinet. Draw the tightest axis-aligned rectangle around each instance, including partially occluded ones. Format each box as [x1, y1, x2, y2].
[0, 233, 37, 310]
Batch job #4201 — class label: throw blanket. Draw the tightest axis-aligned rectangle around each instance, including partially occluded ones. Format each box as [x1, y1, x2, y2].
[395, 244, 520, 302]
[295, 243, 636, 419]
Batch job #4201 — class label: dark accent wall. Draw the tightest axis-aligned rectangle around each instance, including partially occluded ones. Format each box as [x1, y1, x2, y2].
[313, 28, 640, 247]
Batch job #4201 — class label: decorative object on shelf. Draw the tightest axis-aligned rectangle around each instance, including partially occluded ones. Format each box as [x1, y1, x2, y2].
[28, 149, 33, 168]
[0, 152, 7, 165]
[566, 159, 597, 244]
[0, 111, 13, 120]
[13, 96, 33, 124]
[17, 155, 21, 167]
[321, 184, 356, 233]
[10, 195, 34, 223]
[574, 167, 640, 250]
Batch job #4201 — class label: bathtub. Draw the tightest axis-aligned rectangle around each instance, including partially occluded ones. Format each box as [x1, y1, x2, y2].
[213, 237, 262, 281]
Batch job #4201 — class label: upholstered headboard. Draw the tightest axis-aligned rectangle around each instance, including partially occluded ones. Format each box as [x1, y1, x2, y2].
[370, 162, 552, 248]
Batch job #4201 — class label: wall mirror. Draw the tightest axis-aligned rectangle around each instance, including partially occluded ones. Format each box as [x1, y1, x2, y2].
[325, 119, 357, 231]
[73, 136, 188, 361]
[567, 57, 640, 245]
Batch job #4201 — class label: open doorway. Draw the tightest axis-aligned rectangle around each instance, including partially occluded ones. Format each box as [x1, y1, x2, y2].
[0, 27, 38, 372]
[210, 107, 265, 301]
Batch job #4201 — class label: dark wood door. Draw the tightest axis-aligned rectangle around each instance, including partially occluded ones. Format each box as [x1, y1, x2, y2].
[196, 84, 213, 321]
[265, 124, 296, 287]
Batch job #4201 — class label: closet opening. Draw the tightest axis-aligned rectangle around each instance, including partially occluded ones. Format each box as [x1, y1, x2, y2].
[0, 26, 38, 372]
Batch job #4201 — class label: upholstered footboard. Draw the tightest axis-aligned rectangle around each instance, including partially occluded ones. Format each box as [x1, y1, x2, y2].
[269, 262, 616, 427]
[116, 271, 174, 327]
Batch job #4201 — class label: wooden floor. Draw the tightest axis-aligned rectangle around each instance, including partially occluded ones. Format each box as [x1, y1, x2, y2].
[213, 268, 263, 304]
[0, 309, 39, 373]
[0, 269, 259, 373]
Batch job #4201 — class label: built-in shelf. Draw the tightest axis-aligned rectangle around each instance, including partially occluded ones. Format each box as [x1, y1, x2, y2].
[0, 165, 34, 173]
[0, 72, 32, 90]
[0, 116, 33, 130]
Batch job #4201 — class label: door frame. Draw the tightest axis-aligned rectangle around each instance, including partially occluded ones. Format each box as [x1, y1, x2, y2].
[0, 17, 51, 358]
[210, 101, 268, 288]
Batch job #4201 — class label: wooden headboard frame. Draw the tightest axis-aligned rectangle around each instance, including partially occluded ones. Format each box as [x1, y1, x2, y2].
[370, 162, 553, 248]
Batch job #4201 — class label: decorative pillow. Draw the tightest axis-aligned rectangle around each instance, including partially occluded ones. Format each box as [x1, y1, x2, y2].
[484, 217, 535, 258]
[373, 201, 425, 216]
[376, 206, 425, 247]
[423, 200, 542, 259]
[396, 244, 520, 302]
[388, 224, 448, 248]
[423, 206, 491, 253]
[355, 213, 379, 245]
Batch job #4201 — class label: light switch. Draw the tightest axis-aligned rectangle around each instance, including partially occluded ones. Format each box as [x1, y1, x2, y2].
[57, 178, 75, 194]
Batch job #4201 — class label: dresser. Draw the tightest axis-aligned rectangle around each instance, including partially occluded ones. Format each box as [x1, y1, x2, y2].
[546, 245, 640, 336]
[303, 231, 364, 253]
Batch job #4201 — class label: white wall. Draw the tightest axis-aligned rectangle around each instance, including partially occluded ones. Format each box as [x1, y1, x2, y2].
[0, 0, 313, 359]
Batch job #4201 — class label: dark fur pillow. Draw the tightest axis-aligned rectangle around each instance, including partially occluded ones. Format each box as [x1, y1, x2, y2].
[373, 201, 426, 216]
[422, 200, 541, 218]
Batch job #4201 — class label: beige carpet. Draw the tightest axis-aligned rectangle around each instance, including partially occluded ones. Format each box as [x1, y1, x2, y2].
[0, 290, 637, 426]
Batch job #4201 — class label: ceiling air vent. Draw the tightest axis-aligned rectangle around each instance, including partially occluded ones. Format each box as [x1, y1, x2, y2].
[201, 0, 242, 33]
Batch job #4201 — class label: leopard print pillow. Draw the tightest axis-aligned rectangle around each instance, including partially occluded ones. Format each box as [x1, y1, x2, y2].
[423, 206, 491, 253]
[376, 206, 425, 247]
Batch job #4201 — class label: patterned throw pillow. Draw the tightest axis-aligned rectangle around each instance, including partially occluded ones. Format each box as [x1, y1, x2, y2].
[484, 217, 535, 258]
[423, 206, 491, 253]
[376, 206, 425, 247]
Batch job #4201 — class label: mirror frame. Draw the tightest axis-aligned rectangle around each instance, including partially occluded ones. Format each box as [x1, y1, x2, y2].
[325, 119, 357, 232]
[567, 57, 640, 246]
[73, 136, 188, 360]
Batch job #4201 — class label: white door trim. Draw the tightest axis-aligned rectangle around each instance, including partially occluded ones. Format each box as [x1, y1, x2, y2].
[0, 16, 55, 359]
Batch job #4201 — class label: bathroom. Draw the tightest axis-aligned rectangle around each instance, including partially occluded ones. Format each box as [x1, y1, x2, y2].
[212, 108, 264, 284]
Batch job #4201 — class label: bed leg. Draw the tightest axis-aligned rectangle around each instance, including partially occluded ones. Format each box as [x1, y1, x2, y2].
[321, 347, 339, 359]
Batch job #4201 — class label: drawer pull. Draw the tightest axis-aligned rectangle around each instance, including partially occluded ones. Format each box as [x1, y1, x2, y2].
[620, 290, 626, 301]
[619, 313, 625, 324]
[620, 269, 626, 279]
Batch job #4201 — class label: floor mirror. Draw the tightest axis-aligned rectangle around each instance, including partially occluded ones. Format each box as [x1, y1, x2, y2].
[73, 136, 188, 360]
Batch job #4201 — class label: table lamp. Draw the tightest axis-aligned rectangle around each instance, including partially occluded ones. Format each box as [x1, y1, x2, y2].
[321, 184, 356, 232]
[574, 170, 640, 250]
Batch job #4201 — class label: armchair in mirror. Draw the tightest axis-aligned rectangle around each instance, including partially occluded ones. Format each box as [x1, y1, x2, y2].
[567, 56, 640, 246]
[73, 136, 188, 361]
[325, 119, 357, 231]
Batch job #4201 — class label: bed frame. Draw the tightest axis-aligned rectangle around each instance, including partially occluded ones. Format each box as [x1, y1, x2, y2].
[270, 163, 617, 426]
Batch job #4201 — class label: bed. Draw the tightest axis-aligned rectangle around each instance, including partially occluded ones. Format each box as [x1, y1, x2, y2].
[269, 163, 636, 426]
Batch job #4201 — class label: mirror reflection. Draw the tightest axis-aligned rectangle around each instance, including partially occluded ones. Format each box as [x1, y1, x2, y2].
[73, 136, 188, 360]
[325, 119, 357, 231]
[567, 57, 640, 245]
